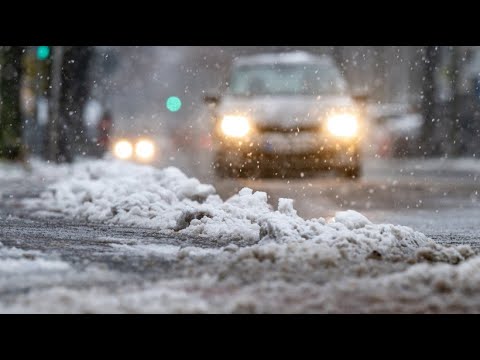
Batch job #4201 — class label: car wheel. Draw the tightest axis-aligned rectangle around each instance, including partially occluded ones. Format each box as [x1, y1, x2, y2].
[214, 164, 230, 178]
[213, 155, 230, 178]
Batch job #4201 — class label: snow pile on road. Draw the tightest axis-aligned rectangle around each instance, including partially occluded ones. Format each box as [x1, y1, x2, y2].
[0, 240, 126, 296]
[0, 161, 27, 181]
[0, 242, 70, 274]
[0, 277, 215, 314]
[23, 159, 474, 264]
[0, 158, 71, 182]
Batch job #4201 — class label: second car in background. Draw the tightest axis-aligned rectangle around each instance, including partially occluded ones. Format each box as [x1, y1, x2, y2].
[112, 137, 157, 163]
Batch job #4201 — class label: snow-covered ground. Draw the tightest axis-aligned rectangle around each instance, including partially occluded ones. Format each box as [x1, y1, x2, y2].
[0, 158, 72, 182]
[0, 158, 72, 200]
[2, 158, 480, 313]
[1, 242, 480, 313]
[0, 243, 70, 274]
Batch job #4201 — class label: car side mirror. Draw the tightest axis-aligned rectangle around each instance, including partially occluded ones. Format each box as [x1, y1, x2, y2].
[203, 93, 221, 107]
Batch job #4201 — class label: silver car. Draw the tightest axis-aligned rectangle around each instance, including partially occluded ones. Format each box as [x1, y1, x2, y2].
[205, 51, 366, 179]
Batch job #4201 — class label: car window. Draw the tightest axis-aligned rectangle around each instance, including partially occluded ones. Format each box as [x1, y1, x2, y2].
[228, 63, 348, 96]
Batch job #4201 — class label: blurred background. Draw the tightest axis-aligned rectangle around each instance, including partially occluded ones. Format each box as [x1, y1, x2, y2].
[1, 46, 480, 176]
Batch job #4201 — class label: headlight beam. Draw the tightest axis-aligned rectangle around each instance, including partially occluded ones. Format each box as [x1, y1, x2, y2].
[113, 140, 133, 160]
[220, 115, 251, 138]
[326, 114, 359, 138]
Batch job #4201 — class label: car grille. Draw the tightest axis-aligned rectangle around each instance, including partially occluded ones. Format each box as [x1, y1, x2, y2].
[256, 124, 321, 133]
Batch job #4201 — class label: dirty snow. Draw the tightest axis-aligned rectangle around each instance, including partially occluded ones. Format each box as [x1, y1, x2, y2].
[22, 159, 474, 265]
[0, 158, 72, 182]
[4, 254, 480, 313]
[0, 244, 70, 274]
[0, 161, 28, 181]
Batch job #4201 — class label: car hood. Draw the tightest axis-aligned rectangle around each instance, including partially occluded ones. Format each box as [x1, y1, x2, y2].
[217, 95, 356, 129]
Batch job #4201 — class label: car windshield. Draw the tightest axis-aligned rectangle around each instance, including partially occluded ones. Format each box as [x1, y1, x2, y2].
[228, 63, 348, 96]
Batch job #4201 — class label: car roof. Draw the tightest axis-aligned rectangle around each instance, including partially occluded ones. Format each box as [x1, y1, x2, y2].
[233, 51, 336, 67]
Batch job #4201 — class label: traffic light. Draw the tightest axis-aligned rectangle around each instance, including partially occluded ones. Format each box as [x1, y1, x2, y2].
[166, 96, 182, 112]
[36, 46, 50, 61]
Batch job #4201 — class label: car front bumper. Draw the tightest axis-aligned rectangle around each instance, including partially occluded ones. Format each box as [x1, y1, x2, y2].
[214, 132, 361, 170]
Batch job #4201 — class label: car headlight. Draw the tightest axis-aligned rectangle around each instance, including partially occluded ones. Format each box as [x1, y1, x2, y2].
[220, 115, 251, 138]
[135, 139, 155, 161]
[113, 140, 133, 159]
[326, 114, 359, 138]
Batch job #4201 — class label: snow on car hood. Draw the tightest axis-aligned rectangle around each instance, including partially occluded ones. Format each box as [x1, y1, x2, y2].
[217, 95, 356, 128]
[22, 159, 473, 265]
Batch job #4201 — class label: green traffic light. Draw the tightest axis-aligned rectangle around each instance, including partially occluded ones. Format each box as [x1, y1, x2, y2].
[36, 46, 50, 60]
[166, 96, 182, 112]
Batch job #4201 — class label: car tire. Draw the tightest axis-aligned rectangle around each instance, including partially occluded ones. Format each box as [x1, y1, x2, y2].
[337, 165, 362, 180]
[213, 154, 230, 178]
[214, 164, 230, 178]
[214, 152, 259, 179]
[214, 160, 250, 179]
[213, 157, 237, 178]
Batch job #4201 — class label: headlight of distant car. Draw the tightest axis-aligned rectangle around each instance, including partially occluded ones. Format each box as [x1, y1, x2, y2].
[326, 113, 359, 138]
[220, 115, 251, 138]
[113, 140, 133, 159]
[135, 139, 155, 161]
